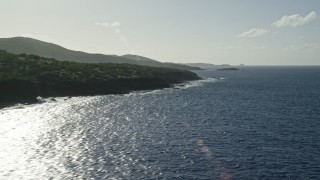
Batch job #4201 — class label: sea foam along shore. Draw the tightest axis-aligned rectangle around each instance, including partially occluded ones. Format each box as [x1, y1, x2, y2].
[0, 74, 201, 109]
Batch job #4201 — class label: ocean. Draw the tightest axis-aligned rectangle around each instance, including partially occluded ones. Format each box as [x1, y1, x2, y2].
[0, 66, 320, 179]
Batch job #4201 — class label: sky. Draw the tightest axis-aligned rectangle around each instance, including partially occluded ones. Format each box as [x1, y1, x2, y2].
[0, 0, 320, 65]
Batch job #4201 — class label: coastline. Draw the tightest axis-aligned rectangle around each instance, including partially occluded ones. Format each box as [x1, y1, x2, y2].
[0, 50, 201, 109]
[0, 75, 201, 109]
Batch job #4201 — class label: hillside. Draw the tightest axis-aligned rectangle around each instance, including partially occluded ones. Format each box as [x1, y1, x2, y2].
[0, 50, 201, 107]
[0, 37, 199, 70]
[184, 63, 232, 69]
[123, 54, 200, 70]
[184, 63, 216, 68]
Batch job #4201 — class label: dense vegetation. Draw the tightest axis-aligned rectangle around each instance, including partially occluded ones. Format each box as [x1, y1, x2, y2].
[0, 50, 198, 82]
[0, 50, 200, 107]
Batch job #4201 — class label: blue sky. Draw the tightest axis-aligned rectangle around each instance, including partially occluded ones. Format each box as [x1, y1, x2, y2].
[1, 0, 320, 65]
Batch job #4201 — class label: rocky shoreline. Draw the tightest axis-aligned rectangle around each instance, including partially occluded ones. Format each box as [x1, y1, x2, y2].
[0, 74, 201, 109]
[0, 50, 201, 109]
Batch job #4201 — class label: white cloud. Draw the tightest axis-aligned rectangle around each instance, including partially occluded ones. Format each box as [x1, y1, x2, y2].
[110, 21, 121, 27]
[272, 11, 317, 27]
[237, 28, 269, 38]
[95, 21, 121, 27]
[95, 21, 135, 54]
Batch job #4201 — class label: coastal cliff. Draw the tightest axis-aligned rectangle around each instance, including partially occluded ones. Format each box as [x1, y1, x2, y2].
[0, 50, 200, 108]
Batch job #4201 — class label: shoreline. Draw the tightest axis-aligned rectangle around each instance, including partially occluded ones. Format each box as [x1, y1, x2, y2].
[0, 76, 201, 109]
[0, 50, 202, 109]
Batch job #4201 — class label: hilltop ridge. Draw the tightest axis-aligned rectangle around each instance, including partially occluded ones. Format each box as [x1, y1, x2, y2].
[0, 37, 199, 70]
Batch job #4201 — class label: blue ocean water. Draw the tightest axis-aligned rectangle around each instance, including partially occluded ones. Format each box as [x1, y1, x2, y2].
[0, 66, 320, 179]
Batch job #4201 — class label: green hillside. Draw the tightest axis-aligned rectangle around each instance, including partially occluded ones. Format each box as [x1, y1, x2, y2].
[0, 37, 199, 70]
[0, 50, 200, 107]
[122, 54, 200, 70]
[0, 50, 200, 82]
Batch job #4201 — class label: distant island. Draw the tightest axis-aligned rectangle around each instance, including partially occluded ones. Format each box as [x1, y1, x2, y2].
[184, 63, 233, 69]
[0, 37, 200, 70]
[0, 50, 200, 108]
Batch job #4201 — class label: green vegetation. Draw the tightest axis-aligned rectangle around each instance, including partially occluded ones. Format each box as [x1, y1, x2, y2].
[0, 50, 200, 107]
[0, 50, 198, 82]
